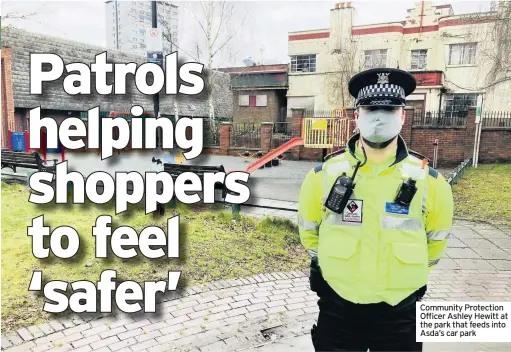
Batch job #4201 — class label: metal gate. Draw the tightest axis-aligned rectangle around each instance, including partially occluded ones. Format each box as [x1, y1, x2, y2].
[302, 108, 350, 148]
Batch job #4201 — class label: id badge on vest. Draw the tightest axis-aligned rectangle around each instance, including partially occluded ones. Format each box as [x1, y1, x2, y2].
[342, 200, 363, 223]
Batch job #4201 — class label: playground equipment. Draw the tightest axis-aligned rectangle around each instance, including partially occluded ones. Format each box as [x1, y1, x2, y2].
[237, 150, 286, 165]
[7, 129, 65, 165]
[243, 107, 351, 174]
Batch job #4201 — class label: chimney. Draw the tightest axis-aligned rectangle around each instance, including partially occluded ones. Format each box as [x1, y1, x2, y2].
[335, 2, 353, 9]
[330, 2, 355, 51]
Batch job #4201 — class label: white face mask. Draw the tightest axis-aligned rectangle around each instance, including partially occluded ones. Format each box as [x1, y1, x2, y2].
[356, 109, 403, 148]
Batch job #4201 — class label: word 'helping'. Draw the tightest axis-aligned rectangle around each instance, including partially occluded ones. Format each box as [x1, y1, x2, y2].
[29, 106, 203, 159]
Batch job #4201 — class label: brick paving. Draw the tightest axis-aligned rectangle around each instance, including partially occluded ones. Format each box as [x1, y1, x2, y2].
[2, 201, 511, 351]
[2, 267, 511, 352]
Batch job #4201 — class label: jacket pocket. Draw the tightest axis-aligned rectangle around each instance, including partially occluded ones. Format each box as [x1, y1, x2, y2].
[389, 242, 428, 289]
[320, 235, 360, 285]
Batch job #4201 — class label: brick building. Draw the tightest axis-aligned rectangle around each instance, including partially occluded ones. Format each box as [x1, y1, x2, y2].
[219, 65, 288, 123]
[287, 1, 511, 117]
[1, 26, 232, 143]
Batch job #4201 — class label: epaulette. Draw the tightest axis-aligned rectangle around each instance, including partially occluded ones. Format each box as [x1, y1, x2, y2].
[408, 149, 430, 163]
[428, 167, 439, 179]
[323, 148, 346, 162]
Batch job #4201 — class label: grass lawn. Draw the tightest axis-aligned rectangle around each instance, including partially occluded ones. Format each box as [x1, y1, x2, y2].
[452, 164, 511, 227]
[1, 183, 307, 334]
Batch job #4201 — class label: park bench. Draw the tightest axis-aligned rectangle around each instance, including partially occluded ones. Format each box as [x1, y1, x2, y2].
[1, 150, 57, 174]
[154, 160, 230, 215]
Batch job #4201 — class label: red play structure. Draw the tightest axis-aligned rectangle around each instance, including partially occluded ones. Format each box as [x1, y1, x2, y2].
[243, 137, 304, 174]
[242, 108, 351, 174]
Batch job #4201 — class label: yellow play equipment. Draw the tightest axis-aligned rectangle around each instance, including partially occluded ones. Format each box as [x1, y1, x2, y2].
[302, 107, 351, 148]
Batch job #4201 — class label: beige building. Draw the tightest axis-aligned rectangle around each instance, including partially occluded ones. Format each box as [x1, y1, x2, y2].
[287, 1, 510, 118]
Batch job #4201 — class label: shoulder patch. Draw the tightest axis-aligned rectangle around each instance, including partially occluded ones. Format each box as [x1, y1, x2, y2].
[324, 148, 346, 162]
[314, 163, 323, 173]
[428, 167, 439, 179]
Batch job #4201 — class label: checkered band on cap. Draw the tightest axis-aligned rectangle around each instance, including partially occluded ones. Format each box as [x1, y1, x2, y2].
[356, 83, 406, 102]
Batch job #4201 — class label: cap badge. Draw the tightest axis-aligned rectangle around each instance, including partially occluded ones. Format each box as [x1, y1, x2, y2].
[377, 72, 390, 84]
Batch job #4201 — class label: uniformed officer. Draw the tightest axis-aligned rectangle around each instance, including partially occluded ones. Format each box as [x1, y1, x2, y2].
[298, 67, 454, 352]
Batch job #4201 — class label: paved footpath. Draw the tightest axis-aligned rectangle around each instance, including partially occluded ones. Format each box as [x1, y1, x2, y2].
[2, 207, 511, 351]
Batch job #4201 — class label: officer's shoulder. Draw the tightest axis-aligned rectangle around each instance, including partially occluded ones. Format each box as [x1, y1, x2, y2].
[408, 149, 430, 164]
[323, 148, 346, 162]
[310, 149, 346, 174]
[407, 150, 439, 179]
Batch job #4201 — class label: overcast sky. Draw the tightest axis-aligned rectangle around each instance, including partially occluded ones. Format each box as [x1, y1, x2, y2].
[2, 0, 491, 66]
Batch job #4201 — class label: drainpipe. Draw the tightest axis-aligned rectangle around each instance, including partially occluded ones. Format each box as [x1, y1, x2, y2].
[419, 0, 425, 40]
[472, 94, 484, 167]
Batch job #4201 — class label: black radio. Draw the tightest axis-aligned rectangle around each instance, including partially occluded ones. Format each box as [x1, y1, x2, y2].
[325, 161, 361, 214]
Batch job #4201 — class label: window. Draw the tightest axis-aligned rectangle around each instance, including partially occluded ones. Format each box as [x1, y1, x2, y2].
[238, 95, 267, 107]
[239, 95, 249, 106]
[448, 43, 476, 65]
[364, 49, 387, 69]
[290, 54, 316, 73]
[256, 95, 267, 107]
[445, 93, 478, 117]
[411, 49, 427, 70]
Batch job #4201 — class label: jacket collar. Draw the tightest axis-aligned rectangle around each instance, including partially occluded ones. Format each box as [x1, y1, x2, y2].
[346, 133, 409, 167]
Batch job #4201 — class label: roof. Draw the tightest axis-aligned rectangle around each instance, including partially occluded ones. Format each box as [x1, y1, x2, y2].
[218, 64, 288, 74]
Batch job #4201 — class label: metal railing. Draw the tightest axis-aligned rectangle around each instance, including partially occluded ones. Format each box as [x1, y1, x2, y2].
[302, 118, 351, 148]
[413, 111, 467, 127]
[447, 158, 472, 187]
[230, 123, 261, 149]
[272, 122, 292, 149]
[304, 109, 336, 118]
[203, 119, 220, 146]
[482, 111, 511, 128]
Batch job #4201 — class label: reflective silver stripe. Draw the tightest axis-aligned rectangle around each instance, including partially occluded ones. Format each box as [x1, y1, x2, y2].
[401, 162, 427, 180]
[322, 168, 329, 204]
[380, 216, 422, 231]
[307, 249, 318, 258]
[298, 215, 319, 231]
[422, 170, 428, 215]
[429, 258, 440, 267]
[427, 230, 452, 240]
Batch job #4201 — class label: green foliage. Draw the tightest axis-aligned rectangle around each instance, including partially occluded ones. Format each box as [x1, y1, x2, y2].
[1, 184, 307, 333]
[452, 164, 511, 226]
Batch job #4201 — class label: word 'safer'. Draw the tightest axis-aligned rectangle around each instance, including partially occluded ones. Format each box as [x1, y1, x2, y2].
[29, 270, 181, 313]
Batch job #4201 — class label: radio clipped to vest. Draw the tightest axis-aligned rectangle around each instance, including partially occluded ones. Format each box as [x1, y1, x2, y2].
[325, 161, 361, 214]
[394, 177, 418, 206]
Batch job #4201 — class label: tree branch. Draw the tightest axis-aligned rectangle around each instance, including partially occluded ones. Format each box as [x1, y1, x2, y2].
[211, 12, 247, 59]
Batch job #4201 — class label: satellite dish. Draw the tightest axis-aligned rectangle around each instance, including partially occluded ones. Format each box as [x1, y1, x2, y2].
[243, 57, 255, 67]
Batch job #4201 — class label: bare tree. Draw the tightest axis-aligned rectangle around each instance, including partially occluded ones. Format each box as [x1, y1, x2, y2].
[456, 1, 511, 91]
[1, 1, 47, 32]
[325, 35, 362, 109]
[160, 1, 247, 121]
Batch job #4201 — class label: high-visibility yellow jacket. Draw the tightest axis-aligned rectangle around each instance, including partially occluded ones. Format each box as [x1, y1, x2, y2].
[298, 134, 454, 306]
